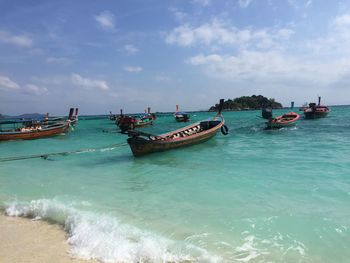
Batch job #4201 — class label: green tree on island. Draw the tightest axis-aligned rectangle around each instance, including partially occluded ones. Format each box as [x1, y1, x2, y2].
[209, 95, 283, 111]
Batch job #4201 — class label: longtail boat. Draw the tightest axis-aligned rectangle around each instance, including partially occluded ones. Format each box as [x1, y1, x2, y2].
[174, 105, 190, 122]
[265, 112, 300, 129]
[303, 97, 330, 119]
[117, 107, 156, 133]
[0, 108, 77, 141]
[0, 121, 69, 141]
[127, 99, 228, 156]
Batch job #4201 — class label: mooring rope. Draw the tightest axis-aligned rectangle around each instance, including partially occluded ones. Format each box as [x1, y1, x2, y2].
[0, 142, 128, 163]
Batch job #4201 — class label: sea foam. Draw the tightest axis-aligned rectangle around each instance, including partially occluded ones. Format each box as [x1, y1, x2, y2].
[4, 198, 221, 263]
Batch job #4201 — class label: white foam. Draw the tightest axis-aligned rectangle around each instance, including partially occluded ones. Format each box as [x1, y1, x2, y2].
[233, 235, 268, 262]
[4, 199, 222, 263]
[5, 198, 71, 223]
[283, 239, 307, 257]
[100, 147, 117, 152]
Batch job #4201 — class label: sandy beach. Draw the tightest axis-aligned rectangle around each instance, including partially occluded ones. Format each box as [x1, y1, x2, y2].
[0, 214, 94, 263]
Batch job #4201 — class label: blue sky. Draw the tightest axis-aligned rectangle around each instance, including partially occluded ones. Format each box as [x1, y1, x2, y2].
[1, 0, 350, 115]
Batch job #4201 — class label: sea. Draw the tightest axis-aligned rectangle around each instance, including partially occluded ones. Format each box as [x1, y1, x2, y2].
[1, 107, 350, 263]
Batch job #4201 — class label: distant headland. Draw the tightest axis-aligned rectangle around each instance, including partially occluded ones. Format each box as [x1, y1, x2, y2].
[209, 95, 283, 111]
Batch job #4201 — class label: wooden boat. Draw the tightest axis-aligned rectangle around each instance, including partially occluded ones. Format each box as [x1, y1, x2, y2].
[117, 107, 156, 133]
[0, 121, 69, 141]
[0, 108, 77, 141]
[127, 99, 228, 156]
[265, 112, 300, 129]
[303, 97, 330, 119]
[174, 105, 190, 122]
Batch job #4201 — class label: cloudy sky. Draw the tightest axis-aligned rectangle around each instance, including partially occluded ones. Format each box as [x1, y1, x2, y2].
[1, 0, 350, 115]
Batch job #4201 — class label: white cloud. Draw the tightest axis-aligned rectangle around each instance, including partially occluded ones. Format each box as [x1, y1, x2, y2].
[0, 75, 20, 90]
[169, 7, 188, 21]
[192, 0, 211, 6]
[186, 51, 350, 88]
[46, 57, 73, 65]
[238, 0, 252, 8]
[166, 14, 350, 95]
[166, 25, 195, 47]
[22, 84, 48, 95]
[71, 73, 110, 90]
[94, 11, 115, 30]
[187, 51, 293, 80]
[165, 21, 243, 47]
[124, 44, 139, 55]
[0, 30, 33, 48]
[309, 13, 350, 56]
[165, 20, 293, 50]
[124, 66, 143, 73]
[332, 14, 350, 28]
[0, 75, 48, 95]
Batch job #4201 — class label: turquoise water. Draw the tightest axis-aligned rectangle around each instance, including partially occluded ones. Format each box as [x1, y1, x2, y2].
[1, 107, 350, 262]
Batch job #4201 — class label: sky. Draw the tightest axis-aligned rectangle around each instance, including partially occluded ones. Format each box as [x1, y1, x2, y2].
[1, 0, 350, 115]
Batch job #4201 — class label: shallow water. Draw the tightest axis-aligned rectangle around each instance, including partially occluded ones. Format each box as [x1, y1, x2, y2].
[1, 107, 350, 262]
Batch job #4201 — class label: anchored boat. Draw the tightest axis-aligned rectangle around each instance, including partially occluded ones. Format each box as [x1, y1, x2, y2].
[265, 112, 300, 130]
[174, 105, 190, 122]
[126, 99, 228, 156]
[0, 121, 69, 141]
[117, 107, 156, 133]
[0, 108, 77, 141]
[303, 97, 330, 119]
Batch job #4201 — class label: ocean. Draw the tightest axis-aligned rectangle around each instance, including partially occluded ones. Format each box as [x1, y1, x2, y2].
[1, 107, 350, 262]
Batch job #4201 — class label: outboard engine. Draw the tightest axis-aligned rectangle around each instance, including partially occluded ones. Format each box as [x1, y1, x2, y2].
[262, 108, 273, 119]
[309, 103, 316, 111]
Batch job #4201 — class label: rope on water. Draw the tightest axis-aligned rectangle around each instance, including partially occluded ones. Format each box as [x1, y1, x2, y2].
[0, 142, 128, 163]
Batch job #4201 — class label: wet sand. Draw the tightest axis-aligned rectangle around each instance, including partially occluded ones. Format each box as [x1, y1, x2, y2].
[0, 214, 94, 263]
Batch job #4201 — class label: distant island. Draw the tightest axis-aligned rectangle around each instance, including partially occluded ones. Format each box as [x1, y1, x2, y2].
[209, 95, 283, 111]
[0, 113, 46, 121]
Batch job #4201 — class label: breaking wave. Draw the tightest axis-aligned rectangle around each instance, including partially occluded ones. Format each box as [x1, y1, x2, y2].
[4, 198, 221, 263]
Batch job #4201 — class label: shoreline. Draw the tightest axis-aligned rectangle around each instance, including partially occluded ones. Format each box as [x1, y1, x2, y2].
[0, 214, 94, 263]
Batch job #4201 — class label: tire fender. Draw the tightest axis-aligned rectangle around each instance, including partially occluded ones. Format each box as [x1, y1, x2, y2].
[221, 124, 229, 135]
